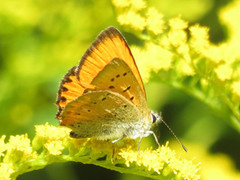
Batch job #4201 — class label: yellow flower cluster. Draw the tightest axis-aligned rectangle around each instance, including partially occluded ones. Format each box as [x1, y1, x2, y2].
[220, 0, 240, 97]
[0, 123, 72, 179]
[34, 123, 70, 155]
[113, 0, 164, 34]
[146, 8, 164, 35]
[0, 134, 36, 180]
[119, 142, 200, 180]
[113, 0, 240, 83]
[0, 136, 7, 158]
[117, 11, 146, 31]
[189, 25, 210, 52]
[0, 163, 14, 180]
[0, 123, 73, 179]
[0, 122, 200, 179]
[112, 1, 196, 79]
[113, 0, 146, 31]
[231, 81, 240, 97]
[113, 0, 240, 128]
[168, 16, 188, 47]
[132, 43, 173, 81]
[0, 136, 13, 180]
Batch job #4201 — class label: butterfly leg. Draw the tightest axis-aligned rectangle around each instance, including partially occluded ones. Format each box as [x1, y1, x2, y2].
[111, 146, 116, 163]
[145, 130, 161, 147]
[111, 135, 125, 143]
[138, 136, 143, 152]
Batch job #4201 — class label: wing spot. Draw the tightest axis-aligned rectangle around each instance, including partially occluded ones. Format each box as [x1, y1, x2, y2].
[130, 96, 134, 101]
[102, 97, 106, 101]
[123, 72, 127, 76]
[123, 105, 127, 108]
[116, 74, 120, 78]
[61, 96, 67, 102]
[93, 102, 97, 104]
[110, 78, 114, 82]
[109, 86, 115, 89]
[88, 109, 91, 112]
[65, 77, 72, 83]
[123, 86, 131, 93]
[83, 89, 89, 94]
[62, 87, 68, 91]
[70, 131, 78, 138]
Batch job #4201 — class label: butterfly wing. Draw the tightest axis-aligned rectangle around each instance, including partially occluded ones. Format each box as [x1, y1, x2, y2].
[56, 66, 85, 119]
[89, 58, 147, 110]
[60, 58, 151, 139]
[56, 27, 145, 119]
[77, 26, 145, 96]
[61, 90, 144, 140]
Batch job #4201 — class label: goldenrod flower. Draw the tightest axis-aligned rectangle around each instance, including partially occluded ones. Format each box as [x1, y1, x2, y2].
[189, 25, 210, 52]
[5, 134, 34, 164]
[33, 123, 70, 154]
[0, 135, 7, 158]
[119, 142, 200, 180]
[215, 63, 233, 81]
[169, 16, 188, 30]
[7, 134, 32, 154]
[233, 66, 240, 80]
[0, 125, 200, 180]
[130, 0, 146, 10]
[168, 30, 187, 47]
[112, 0, 130, 8]
[35, 122, 70, 141]
[44, 141, 65, 156]
[159, 35, 171, 47]
[202, 45, 222, 63]
[146, 7, 164, 35]
[0, 163, 14, 180]
[132, 43, 173, 81]
[144, 42, 173, 71]
[231, 81, 240, 97]
[131, 46, 151, 81]
[177, 44, 191, 62]
[117, 11, 146, 31]
[178, 60, 195, 76]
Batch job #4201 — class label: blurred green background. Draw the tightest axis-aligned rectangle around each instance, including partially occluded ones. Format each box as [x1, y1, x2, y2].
[0, 0, 239, 179]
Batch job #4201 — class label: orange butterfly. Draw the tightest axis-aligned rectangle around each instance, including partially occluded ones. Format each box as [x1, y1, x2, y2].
[56, 27, 161, 143]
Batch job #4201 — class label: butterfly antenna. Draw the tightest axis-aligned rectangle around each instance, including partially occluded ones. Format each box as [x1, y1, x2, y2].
[161, 118, 188, 152]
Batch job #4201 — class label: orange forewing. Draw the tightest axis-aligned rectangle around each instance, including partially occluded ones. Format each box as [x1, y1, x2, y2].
[77, 27, 145, 96]
[56, 67, 85, 119]
[56, 27, 145, 119]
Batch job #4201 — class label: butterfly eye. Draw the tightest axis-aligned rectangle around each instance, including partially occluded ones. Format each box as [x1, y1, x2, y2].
[151, 113, 157, 123]
[151, 111, 161, 124]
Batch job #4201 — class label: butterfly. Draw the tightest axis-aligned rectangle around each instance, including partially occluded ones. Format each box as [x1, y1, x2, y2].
[56, 26, 161, 144]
